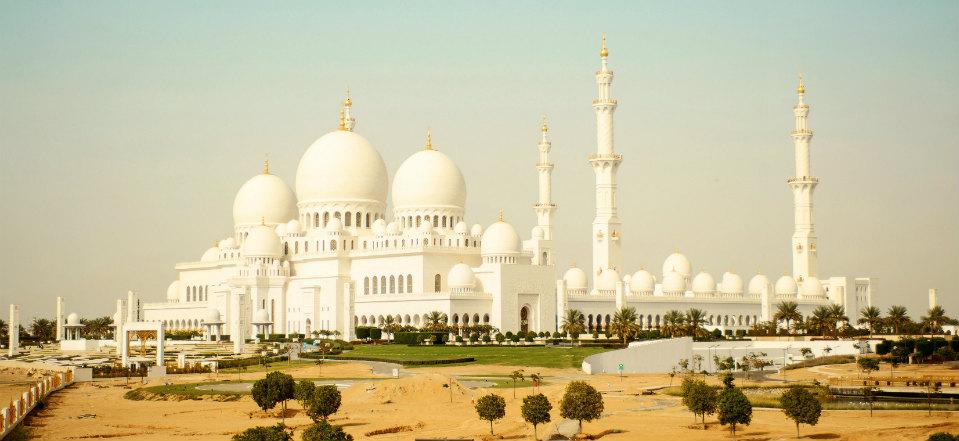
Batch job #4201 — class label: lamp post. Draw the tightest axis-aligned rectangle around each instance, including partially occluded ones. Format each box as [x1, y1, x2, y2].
[782, 345, 793, 383]
[708, 344, 720, 373]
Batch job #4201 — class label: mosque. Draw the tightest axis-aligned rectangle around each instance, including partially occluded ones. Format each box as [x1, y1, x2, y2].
[104, 38, 874, 345]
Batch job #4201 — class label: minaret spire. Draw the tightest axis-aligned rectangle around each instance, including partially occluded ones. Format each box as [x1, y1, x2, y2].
[589, 34, 622, 275]
[342, 88, 356, 131]
[789, 74, 818, 280]
[534, 115, 556, 240]
[425, 128, 433, 150]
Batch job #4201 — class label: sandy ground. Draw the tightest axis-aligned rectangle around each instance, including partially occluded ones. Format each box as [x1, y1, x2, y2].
[1, 367, 55, 405]
[23, 362, 959, 440]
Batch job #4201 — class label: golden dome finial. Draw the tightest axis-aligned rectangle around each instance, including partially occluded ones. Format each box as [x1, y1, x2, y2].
[497, 210, 504, 222]
[600, 34, 609, 58]
[337, 108, 346, 130]
[797, 73, 805, 94]
[425, 128, 433, 150]
[343, 87, 352, 106]
[262, 155, 270, 174]
[541, 115, 549, 133]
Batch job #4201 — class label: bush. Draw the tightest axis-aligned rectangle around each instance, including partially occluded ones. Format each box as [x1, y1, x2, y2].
[470, 332, 480, 343]
[521, 393, 552, 439]
[780, 386, 822, 437]
[301, 421, 353, 441]
[232, 423, 292, 441]
[295, 380, 316, 407]
[560, 381, 603, 433]
[482, 334, 492, 343]
[495, 333, 506, 343]
[306, 385, 342, 422]
[475, 394, 506, 434]
[251, 371, 295, 417]
[355, 327, 371, 340]
[876, 340, 893, 355]
[393, 332, 446, 345]
[717, 387, 752, 436]
[552, 331, 561, 338]
[928, 433, 957, 441]
[681, 378, 717, 429]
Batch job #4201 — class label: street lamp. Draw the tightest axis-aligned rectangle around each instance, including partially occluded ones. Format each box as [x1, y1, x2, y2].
[782, 345, 793, 383]
[708, 344, 720, 373]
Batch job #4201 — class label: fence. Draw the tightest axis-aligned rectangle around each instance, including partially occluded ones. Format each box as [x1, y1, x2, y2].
[0, 369, 74, 437]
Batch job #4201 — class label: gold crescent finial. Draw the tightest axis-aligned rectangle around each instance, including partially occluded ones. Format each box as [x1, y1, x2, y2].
[497, 210, 504, 222]
[797, 73, 805, 94]
[570, 261, 577, 268]
[337, 108, 346, 130]
[343, 87, 352, 106]
[600, 34, 608, 58]
[541, 115, 548, 133]
[262, 154, 270, 174]
[425, 128, 433, 150]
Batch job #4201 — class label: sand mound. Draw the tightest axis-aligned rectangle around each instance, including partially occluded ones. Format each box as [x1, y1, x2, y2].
[342, 374, 474, 404]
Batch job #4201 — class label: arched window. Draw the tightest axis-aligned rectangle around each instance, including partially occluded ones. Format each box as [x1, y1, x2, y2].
[330, 240, 337, 251]
[323, 212, 329, 227]
[366, 213, 371, 227]
[295, 242, 299, 253]
[372, 277, 378, 294]
[345, 212, 352, 226]
[434, 274, 441, 292]
[432, 216, 438, 227]
[334, 212, 341, 220]
[483, 314, 489, 323]
[452, 314, 459, 324]
[389, 276, 395, 293]
[364, 277, 370, 295]
[305, 241, 309, 252]
[381, 276, 387, 293]
[284, 243, 289, 255]
[442, 216, 447, 228]
[355, 211, 361, 227]
[416, 215, 421, 227]
[473, 313, 480, 324]
[407, 274, 413, 293]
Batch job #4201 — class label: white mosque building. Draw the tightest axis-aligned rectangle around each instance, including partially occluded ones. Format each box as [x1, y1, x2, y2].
[105, 38, 873, 345]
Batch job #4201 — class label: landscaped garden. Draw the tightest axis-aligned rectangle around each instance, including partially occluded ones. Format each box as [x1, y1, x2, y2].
[330, 344, 608, 369]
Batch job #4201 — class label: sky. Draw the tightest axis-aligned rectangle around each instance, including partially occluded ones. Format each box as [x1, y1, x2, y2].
[1, 1, 957, 323]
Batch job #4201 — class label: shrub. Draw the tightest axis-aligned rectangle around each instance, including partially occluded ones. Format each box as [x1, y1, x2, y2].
[475, 394, 506, 434]
[455, 335, 464, 343]
[560, 381, 603, 434]
[516, 331, 527, 339]
[295, 380, 316, 407]
[355, 327, 370, 340]
[876, 340, 893, 355]
[681, 378, 717, 429]
[470, 332, 479, 343]
[717, 387, 752, 436]
[510, 334, 520, 343]
[780, 386, 822, 437]
[495, 333, 506, 343]
[251, 371, 295, 420]
[306, 385, 342, 422]
[505, 332, 514, 339]
[232, 423, 292, 441]
[928, 433, 957, 441]
[482, 334, 491, 343]
[521, 393, 552, 439]
[552, 331, 561, 338]
[525, 334, 534, 343]
[301, 421, 353, 441]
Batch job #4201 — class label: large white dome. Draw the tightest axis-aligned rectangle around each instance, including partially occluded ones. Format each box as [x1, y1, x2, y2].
[630, 269, 655, 293]
[595, 268, 621, 291]
[720, 272, 744, 294]
[662, 271, 686, 294]
[564, 266, 588, 290]
[692, 271, 716, 294]
[663, 252, 691, 277]
[800, 276, 825, 298]
[392, 149, 466, 211]
[775, 275, 798, 296]
[242, 225, 282, 257]
[232, 173, 297, 227]
[295, 130, 388, 205]
[748, 274, 770, 295]
[481, 220, 521, 255]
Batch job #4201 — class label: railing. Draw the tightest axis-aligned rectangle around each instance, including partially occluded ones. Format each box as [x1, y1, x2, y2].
[1, 370, 74, 436]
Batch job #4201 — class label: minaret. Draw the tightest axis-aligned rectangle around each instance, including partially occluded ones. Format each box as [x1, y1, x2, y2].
[789, 75, 818, 280]
[589, 35, 622, 275]
[534, 116, 556, 239]
[342, 88, 356, 131]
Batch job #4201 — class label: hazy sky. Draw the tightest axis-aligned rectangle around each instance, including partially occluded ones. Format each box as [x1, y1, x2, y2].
[1, 1, 957, 323]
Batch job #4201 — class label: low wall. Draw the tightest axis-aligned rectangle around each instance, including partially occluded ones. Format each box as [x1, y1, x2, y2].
[583, 337, 693, 374]
[0, 368, 74, 437]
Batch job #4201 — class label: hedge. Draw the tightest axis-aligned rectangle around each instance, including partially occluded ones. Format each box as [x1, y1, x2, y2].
[218, 355, 288, 369]
[355, 327, 382, 340]
[393, 332, 447, 345]
[322, 355, 474, 366]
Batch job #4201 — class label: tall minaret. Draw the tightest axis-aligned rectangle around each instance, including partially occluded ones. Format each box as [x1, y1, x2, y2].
[789, 75, 818, 280]
[589, 35, 622, 275]
[534, 116, 556, 239]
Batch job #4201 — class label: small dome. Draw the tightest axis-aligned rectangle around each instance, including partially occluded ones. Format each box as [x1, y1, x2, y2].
[662, 271, 687, 294]
[775, 275, 798, 296]
[66, 313, 80, 326]
[663, 252, 691, 277]
[219, 237, 237, 249]
[205, 308, 222, 323]
[252, 309, 271, 324]
[630, 269, 656, 293]
[392, 148, 466, 211]
[386, 221, 400, 235]
[470, 224, 483, 237]
[166, 281, 180, 301]
[326, 218, 343, 232]
[274, 223, 288, 237]
[531, 226, 545, 239]
[372, 219, 386, 235]
[447, 263, 475, 289]
[454, 221, 469, 234]
[748, 274, 770, 295]
[800, 276, 824, 297]
[286, 219, 302, 234]
[564, 266, 588, 290]
[232, 173, 297, 227]
[481, 220, 521, 255]
[720, 272, 744, 294]
[418, 221, 434, 234]
[295, 130, 388, 205]
[595, 268, 621, 291]
[242, 225, 282, 257]
[692, 271, 716, 294]
[200, 246, 220, 262]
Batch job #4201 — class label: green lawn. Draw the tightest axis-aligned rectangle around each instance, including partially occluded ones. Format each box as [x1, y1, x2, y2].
[339, 345, 609, 369]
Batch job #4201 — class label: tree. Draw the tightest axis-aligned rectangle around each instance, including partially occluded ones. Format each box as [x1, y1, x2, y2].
[306, 385, 342, 422]
[780, 386, 822, 437]
[885, 305, 911, 335]
[806, 307, 831, 336]
[561, 310, 586, 341]
[423, 311, 448, 332]
[474, 393, 506, 434]
[858, 306, 883, 336]
[800, 347, 813, 358]
[252, 372, 295, 421]
[921, 306, 955, 338]
[663, 310, 686, 337]
[927, 433, 957, 441]
[717, 386, 752, 436]
[294, 380, 316, 407]
[610, 307, 640, 345]
[681, 378, 717, 429]
[560, 381, 604, 434]
[301, 421, 353, 441]
[857, 357, 880, 378]
[0, 319, 7, 342]
[232, 423, 292, 441]
[521, 393, 552, 440]
[775, 301, 802, 333]
[509, 369, 525, 398]
[530, 373, 542, 394]
[381, 316, 400, 343]
[685, 308, 708, 339]
[827, 304, 849, 338]
[738, 356, 752, 383]
[29, 318, 56, 341]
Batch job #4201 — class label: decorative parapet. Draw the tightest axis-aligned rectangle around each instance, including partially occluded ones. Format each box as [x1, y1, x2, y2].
[0, 369, 73, 437]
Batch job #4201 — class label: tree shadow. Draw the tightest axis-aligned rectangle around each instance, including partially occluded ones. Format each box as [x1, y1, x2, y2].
[806, 434, 840, 439]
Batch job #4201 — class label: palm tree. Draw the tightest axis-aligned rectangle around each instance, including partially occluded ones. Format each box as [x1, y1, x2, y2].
[685, 308, 708, 338]
[610, 307, 641, 345]
[807, 306, 832, 336]
[920, 306, 955, 338]
[423, 311, 447, 332]
[663, 310, 685, 337]
[29, 318, 56, 341]
[857, 306, 883, 337]
[0, 319, 7, 342]
[81, 316, 114, 340]
[381, 316, 400, 342]
[827, 304, 849, 338]
[560, 309, 586, 340]
[885, 305, 911, 335]
[774, 301, 802, 333]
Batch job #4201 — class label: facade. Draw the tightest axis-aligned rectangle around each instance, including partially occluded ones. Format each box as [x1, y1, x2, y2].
[109, 38, 873, 345]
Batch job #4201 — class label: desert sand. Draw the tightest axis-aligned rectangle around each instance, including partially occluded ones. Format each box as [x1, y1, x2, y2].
[21, 361, 959, 440]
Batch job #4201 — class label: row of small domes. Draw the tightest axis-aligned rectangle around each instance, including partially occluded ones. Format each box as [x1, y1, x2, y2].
[234, 130, 467, 228]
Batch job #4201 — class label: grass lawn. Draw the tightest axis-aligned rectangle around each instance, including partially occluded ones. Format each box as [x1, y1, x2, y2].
[340, 345, 609, 369]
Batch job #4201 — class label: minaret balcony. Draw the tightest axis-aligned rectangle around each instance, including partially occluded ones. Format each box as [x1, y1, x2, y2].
[588, 153, 623, 161]
[787, 177, 819, 184]
[790, 129, 813, 137]
[591, 99, 618, 106]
